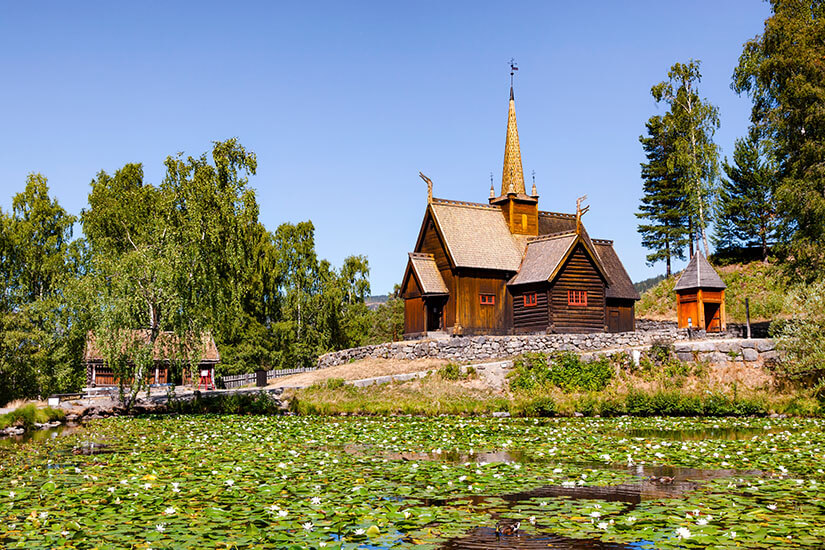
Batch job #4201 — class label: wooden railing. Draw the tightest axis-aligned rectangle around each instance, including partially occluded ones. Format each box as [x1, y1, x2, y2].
[219, 368, 314, 389]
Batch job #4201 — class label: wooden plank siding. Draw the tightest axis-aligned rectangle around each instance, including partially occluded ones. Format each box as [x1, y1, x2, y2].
[606, 299, 635, 333]
[404, 296, 425, 335]
[511, 284, 549, 333]
[549, 244, 606, 333]
[416, 216, 457, 330]
[456, 269, 511, 334]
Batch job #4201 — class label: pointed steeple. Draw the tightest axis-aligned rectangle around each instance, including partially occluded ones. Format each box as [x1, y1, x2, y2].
[501, 85, 526, 196]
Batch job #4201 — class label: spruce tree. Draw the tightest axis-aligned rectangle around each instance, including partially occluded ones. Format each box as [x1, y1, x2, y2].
[714, 135, 778, 261]
[637, 115, 689, 276]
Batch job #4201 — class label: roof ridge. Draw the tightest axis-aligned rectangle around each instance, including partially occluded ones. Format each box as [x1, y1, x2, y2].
[409, 252, 435, 259]
[431, 198, 499, 210]
[592, 238, 614, 245]
[527, 231, 576, 243]
[538, 210, 575, 219]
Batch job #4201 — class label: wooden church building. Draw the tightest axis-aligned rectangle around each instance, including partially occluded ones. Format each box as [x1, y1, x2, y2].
[401, 84, 640, 337]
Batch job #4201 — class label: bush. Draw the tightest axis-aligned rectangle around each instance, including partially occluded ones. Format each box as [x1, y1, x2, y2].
[438, 363, 463, 381]
[0, 404, 65, 429]
[509, 352, 613, 392]
[168, 392, 282, 415]
[774, 280, 825, 385]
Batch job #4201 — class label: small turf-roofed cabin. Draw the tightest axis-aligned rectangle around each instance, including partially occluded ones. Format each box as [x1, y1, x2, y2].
[401, 82, 639, 337]
[674, 252, 727, 332]
[84, 330, 220, 387]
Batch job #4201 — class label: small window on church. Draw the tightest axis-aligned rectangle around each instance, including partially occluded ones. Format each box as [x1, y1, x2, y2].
[524, 292, 538, 307]
[568, 290, 587, 306]
[479, 294, 495, 306]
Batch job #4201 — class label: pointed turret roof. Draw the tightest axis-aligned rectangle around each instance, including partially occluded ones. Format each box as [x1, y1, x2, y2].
[501, 86, 526, 196]
[674, 252, 727, 291]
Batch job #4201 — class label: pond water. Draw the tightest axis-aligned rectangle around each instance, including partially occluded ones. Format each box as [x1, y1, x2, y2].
[1, 415, 823, 549]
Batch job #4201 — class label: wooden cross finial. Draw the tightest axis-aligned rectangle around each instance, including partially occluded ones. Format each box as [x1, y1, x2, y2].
[419, 172, 433, 204]
[576, 194, 590, 234]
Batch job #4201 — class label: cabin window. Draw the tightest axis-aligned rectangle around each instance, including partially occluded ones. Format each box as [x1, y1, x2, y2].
[523, 292, 538, 307]
[568, 290, 587, 306]
[479, 293, 495, 306]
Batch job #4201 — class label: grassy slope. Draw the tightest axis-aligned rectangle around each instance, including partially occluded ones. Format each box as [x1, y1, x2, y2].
[636, 261, 789, 322]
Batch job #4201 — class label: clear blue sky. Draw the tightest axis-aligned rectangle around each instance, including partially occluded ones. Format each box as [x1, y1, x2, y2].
[0, 1, 771, 294]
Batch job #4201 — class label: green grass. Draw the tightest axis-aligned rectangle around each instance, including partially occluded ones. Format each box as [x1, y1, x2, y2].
[636, 261, 790, 322]
[0, 404, 65, 430]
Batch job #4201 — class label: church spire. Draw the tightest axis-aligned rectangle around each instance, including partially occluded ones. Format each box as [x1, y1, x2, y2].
[501, 60, 525, 196]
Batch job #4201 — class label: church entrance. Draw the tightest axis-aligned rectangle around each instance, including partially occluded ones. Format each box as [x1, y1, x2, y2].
[425, 298, 445, 332]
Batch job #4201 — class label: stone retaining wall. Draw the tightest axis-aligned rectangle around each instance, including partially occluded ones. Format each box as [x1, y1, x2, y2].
[318, 326, 692, 368]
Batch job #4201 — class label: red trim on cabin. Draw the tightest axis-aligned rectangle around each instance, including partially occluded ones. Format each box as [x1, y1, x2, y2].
[568, 290, 587, 306]
[523, 292, 538, 307]
[479, 294, 495, 305]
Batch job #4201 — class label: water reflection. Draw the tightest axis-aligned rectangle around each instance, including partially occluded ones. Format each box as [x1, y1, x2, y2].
[440, 526, 642, 549]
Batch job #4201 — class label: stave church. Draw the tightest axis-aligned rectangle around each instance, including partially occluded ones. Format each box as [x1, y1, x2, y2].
[400, 80, 639, 338]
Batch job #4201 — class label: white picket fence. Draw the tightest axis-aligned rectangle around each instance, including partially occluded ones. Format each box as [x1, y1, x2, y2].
[219, 368, 314, 389]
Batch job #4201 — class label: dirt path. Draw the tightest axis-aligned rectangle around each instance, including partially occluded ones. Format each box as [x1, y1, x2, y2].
[271, 357, 449, 387]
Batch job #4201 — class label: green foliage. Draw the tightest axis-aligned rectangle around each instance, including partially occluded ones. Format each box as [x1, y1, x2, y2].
[167, 391, 282, 415]
[649, 59, 721, 257]
[0, 404, 65, 430]
[363, 285, 405, 345]
[510, 352, 613, 393]
[714, 135, 779, 261]
[733, 0, 825, 281]
[438, 362, 464, 381]
[774, 280, 825, 385]
[0, 175, 86, 405]
[636, 115, 689, 275]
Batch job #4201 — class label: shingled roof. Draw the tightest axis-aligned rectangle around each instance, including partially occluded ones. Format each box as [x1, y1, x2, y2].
[508, 231, 610, 287]
[407, 253, 448, 295]
[674, 252, 726, 291]
[593, 240, 641, 300]
[429, 199, 524, 271]
[538, 211, 577, 235]
[84, 330, 220, 363]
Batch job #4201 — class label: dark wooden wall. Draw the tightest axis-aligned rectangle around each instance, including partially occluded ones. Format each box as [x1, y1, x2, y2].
[417, 215, 456, 329]
[606, 299, 635, 333]
[511, 284, 549, 332]
[456, 269, 511, 334]
[404, 296, 425, 334]
[549, 244, 606, 333]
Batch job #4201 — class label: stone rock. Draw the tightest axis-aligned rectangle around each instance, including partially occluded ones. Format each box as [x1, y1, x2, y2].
[742, 348, 759, 362]
[492, 411, 511, 418]
[755, 339, 775, 352]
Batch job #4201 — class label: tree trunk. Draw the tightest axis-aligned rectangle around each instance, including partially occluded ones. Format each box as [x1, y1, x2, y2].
[688, 218, 695, 258]
[762, 233, 768, 263]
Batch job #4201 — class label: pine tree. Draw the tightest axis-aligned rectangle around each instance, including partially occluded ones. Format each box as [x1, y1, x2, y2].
[637, 115, 689, 276]
[714, 135, 778, 261]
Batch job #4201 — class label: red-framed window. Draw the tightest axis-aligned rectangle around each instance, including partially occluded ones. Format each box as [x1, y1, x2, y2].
[523, 292, 538, 307]
[568, 290, 587, 306]
[479, 293, 495, 306]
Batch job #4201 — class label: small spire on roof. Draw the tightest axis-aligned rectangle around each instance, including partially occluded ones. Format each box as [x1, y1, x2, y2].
[531, 170, 537, 196]
[501, 59, 525, 196]
[419, 172, 433, 204]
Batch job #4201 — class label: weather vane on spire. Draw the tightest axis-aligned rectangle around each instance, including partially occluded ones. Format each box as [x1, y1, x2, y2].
[509, 58, 518, 87]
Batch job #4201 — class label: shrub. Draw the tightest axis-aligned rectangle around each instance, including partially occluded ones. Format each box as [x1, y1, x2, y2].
[0, 404, 65, 429]
[509, 352, 613, 392]
[774, 280, 825, 386]
[438, 363, 463, 381]
[324, 378, 346, 390]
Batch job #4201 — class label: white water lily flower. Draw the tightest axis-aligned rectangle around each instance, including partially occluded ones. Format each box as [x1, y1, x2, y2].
[355, 528, 366, 535]
[164, 507, 176, 515]
[311, 497, 321, 505]
[767, 504, 777, 510]
[528, 516, 536, 525]
[278, 510, 288, 517]
[108, 487, 116, 493]
[39, 511, 48, 519]
[597, 521, 608, 530]
[8, 491, 15, 499]
[626, 516, 637, 524]
[729, 531, 737, 538]
[143, 483, 152, 490]
[302, 522, 314, 531]
[676, 527, 691, 539]
[697, 518, 708, 526]
[590, 511, 601, 518]
[225, 480, 234, 487]
[171, 483, 180, 493]
[155, 524, 165, 532]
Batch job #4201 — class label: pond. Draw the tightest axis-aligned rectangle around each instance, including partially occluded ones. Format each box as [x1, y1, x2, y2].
[1, 415, 824, 548]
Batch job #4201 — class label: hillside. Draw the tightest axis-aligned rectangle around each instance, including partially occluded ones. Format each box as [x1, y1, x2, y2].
[636, 261, 789, 323]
